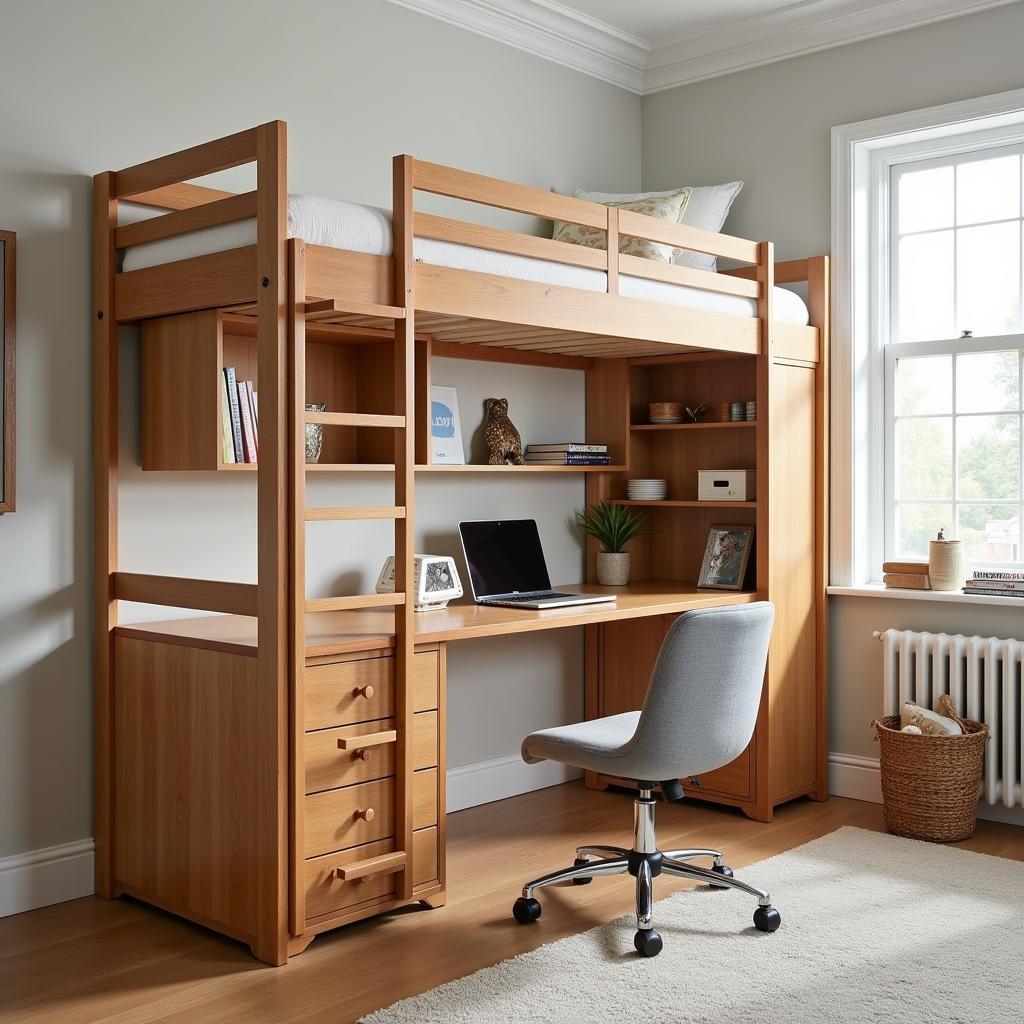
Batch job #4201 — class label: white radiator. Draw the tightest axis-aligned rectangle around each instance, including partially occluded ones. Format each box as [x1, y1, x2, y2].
[875, 628, 1024, 809]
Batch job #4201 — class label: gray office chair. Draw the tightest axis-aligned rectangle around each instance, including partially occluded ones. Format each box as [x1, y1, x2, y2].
[512, 602, 778, 957]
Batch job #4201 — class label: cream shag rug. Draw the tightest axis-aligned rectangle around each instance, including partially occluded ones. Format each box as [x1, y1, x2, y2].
[362, 827, 1022, 1023]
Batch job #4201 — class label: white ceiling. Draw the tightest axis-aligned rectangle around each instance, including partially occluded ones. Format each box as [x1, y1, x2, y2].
[388, 0, 1021, 93]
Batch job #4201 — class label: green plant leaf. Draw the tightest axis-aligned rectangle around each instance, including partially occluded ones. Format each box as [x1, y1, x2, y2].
[575, 500, 653, 553]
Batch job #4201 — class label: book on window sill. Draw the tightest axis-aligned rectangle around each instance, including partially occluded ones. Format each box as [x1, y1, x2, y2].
[883, 573, 931, 590]
[881, 560, 929, 575]
[964, 579, 1024, 592]
[526, 443, 608, 454]
[962, 586, 1024, 598]
[970, 569, 1024, 582]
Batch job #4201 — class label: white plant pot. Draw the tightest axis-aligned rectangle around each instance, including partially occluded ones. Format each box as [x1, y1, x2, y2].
[596, 551, 630, 587]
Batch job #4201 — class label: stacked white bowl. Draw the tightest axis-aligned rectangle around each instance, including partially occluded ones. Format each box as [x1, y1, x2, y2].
[627, 478, 667, 501]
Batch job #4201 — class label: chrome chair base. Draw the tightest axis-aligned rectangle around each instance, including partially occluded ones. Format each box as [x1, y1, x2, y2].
[512, 787, 781, 956]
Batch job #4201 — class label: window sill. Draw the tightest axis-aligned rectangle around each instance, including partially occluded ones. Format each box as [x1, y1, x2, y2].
[827, 584, 1024, 608]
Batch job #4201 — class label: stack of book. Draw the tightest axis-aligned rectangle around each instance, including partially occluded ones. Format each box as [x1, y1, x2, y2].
[221, 367, 259, 464]
[964, 570, 1024, 598]
[882, 561, 930, 590]
[524, 443, 611, 466]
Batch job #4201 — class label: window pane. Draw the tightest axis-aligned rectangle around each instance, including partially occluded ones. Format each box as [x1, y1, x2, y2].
[898, 165, 953, 234]
[898, 231, 954, 342]
[896, 355, 952, 415]
[956, 414, 1021, 500]
[896, 503, 951, 558]
[956, 222, 1021, 337]
[896, 417, 952, 499]
[956, 154, 1020, 225]
[957, 504, 1021, 563]
[956, 350, 1020, 413]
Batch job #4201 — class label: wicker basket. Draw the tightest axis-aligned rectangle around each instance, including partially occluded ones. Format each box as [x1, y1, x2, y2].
[873, 696, 989, 843]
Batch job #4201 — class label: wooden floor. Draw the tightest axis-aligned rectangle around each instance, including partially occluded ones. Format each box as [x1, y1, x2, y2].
[3, 785, 1023, 1024]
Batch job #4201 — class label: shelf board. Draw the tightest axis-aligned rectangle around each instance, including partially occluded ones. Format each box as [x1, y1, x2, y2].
[613, 499, 757, 509]
[217, 463, 397, 472]
[416, 464, 627, 473]
[630, 421, 756, 431]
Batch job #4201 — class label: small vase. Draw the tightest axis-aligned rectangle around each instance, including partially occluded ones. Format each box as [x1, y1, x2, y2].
[305, 402, 327, 464]
[929, 533, 964, 591]
[596, 551, 630, 586]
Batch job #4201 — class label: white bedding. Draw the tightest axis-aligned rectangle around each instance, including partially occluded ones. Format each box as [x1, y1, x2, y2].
[121, 194, 810, 326]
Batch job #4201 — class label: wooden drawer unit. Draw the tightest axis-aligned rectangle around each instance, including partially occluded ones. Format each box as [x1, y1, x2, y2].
[681, 746, 752, 800]
[304, 712, 439, 794]
[305, 768, 439, 858]
[305, 651, 439, 731]
[304, 826, 439, 922]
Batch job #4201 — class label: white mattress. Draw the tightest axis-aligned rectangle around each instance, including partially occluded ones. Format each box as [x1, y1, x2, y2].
[121, 194, 810, 326]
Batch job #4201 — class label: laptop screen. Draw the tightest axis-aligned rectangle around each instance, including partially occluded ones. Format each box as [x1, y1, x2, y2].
[459, 520, 552, 598]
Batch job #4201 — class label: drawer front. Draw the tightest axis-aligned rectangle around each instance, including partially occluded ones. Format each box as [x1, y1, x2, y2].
[304, 825, 438, 922]
[304, 712, 439, 794]
[305, 651, 439, 731]
[682, 746, 752, 800]
[305, 768, 439, 858]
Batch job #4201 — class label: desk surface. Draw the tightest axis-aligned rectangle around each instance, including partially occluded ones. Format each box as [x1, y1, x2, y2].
[114, 581, 758, 659]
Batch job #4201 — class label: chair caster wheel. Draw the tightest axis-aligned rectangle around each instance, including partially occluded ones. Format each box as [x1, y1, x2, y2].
[633, 929, 663, 957]
[710, 863, 734, 888]
[513, 897, 542, 924]
[572, 857, 593, 884]
[753, 905, 781, 932]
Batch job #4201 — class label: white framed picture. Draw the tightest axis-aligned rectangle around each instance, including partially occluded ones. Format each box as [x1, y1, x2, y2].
[430, 385, 465, 465]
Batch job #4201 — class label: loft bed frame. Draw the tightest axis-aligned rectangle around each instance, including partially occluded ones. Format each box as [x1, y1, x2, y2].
[93, 120, 829, 963]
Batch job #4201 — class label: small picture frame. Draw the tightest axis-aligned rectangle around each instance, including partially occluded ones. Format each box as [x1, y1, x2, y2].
[698, 524, 754, 590]
[430, 385, 465, 465]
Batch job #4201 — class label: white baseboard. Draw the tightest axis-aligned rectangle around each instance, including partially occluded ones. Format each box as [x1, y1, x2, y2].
[0, 839, 95, 918]
[447, 754, 582, 813]
[828, 751, 1024, 826]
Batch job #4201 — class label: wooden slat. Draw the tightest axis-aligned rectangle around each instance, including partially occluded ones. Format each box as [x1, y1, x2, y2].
[304, 506, 406, 521]
[724, 258, 810, 285]
[775, 322, 819, 363]
[336, 851, 407, 882]
[429, 340, 590, 370]
[606, 207, 619, 296]
[305, 412, 405, 428]
[303, 297, 405, 322]
[414, 264, 759, 355]
[114, 245, 257, 322]
[115, 191, 257, 249]
[618, 253, 760, 298]
[412, 158, 607, 228]
[113, 126, 258, 199]
[303, 246, 393, 308]
[305, 594, 406, 613]
[121, 182, 236, 210]
[415, 212, 607, 270]
[112, 572, 259, 616]
[618, 209, 758, 264]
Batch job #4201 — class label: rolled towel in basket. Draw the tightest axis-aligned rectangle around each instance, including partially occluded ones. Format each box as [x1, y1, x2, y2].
[900, 700, 963, 736]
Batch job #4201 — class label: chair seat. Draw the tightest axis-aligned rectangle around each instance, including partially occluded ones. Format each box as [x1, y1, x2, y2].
[523, 711, 678, 780]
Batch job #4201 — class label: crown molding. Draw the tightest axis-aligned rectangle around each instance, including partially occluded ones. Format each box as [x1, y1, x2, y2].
[644, 0, 1022, 94]
[384, 0, 1022, 96]
[385, 0, 648, 92]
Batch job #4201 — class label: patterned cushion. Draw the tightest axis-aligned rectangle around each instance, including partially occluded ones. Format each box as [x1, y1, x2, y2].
[551, 189, 691, 264]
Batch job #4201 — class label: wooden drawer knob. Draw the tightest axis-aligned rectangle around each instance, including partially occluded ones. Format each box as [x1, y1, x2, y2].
[355, 807, 375, 822]
[354, 685, 375, 700]
[355, 749, 373, 761]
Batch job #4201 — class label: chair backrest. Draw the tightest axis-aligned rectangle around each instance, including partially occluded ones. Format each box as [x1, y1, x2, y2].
[631, 602, 775, 778]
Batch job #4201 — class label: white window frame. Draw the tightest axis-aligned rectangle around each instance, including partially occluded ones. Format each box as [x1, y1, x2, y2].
[831, 88, 1024, 587]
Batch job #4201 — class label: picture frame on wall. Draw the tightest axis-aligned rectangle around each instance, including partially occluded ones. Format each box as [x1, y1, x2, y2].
[697, 524, 754, 590]
[0, 230, 14, 514]
[429, 385, 465, 465]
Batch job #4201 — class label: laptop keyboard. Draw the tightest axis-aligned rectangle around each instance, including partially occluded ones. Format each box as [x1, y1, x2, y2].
[493, 592, 577, 603]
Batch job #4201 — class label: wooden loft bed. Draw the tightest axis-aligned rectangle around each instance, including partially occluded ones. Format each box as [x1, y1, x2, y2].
[93, 120, 829, 964]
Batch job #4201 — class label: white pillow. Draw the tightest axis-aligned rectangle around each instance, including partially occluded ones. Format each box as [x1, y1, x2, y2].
[569, 182, 744, 272]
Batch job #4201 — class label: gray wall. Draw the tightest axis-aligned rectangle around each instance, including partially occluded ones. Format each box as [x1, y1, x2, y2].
[0, 0, 639, 859]
[643, 2, 1024, 759]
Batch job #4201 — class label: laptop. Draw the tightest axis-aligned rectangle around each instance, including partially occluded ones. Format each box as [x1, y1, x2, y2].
[458, 519, 617, 610]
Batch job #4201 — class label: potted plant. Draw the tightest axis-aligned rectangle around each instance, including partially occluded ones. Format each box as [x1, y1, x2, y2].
[576, 501, 652, 586]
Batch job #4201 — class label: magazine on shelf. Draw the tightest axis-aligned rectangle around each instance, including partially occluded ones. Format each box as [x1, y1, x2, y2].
[526, 442, 607, 453]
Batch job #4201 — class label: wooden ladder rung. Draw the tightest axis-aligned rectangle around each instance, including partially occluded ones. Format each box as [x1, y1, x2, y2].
[335, 851, 407, 882]
[305, 506, 406, 521]
[303, 298, 406, 322]
[305, 411, 406, 429]
[305, 593, 406, 613]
